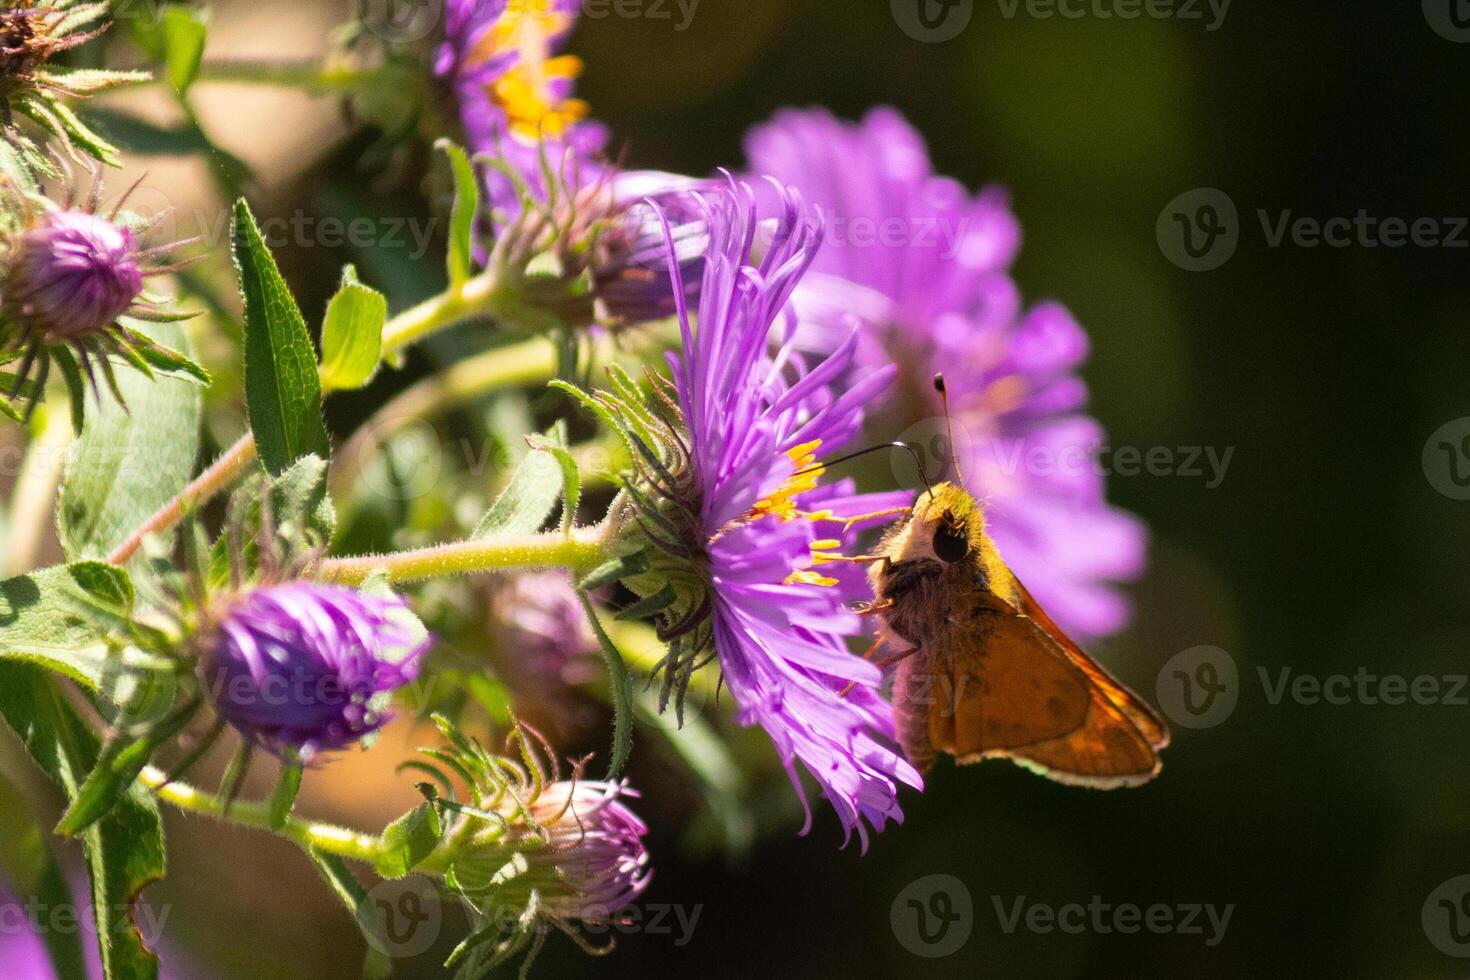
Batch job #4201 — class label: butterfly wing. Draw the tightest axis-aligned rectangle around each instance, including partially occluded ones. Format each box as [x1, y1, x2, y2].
[926, 596, 1092, 760]
[928, 596, 1163, 788]
[1010, 578, 1171, 752]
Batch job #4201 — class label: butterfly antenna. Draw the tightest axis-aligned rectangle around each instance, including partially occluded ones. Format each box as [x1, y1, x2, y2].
[795, 441, 933, 499]
[934, 374, 967, 490]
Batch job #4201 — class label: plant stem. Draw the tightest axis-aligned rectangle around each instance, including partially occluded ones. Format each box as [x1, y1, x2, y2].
[139, 765, 382, 865]
[194, 59, 389, 93]
[319, 526, 612, 586]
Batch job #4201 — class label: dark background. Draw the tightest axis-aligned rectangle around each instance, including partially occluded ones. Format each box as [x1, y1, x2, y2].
[565, 2, 1470, 977]
[10, 1, 1470, 978]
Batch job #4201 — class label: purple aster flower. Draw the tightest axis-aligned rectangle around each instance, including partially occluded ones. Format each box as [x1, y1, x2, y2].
[745, 106, 1147, 639]
[4, 209, 143, 343]
[435, 0, 607, 222]
[199, 583, 430, 758]
[0, 178, 204, 423]
[607, 177, 921, 848]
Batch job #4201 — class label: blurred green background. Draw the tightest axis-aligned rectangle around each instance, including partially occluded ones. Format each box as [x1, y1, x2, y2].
[9, 0, 1470, 977]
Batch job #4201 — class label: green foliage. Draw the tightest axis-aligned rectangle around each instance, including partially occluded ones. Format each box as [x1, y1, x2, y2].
[471, 422, 573, 538]
[232, 199, 331, 475]
[129, 4, 210, 94]
[0, 562, 148, 690]
[0, 663, 166, 980]
[210, 455, 336, 584]
[375, 801, 442, 879]
[58, 321, 203, 561]
[578, 592, 634, 781]
[440, 139, 480, 290]
[268, 761, 303, 832]
[319, 264, 387, 391]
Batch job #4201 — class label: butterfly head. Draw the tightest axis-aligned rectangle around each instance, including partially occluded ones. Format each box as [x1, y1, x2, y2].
[904, 482, 985, 565]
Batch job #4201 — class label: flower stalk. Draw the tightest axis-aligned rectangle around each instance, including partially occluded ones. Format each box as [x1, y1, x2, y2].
[320, 526, 614, 586]
[139, 765, 383, 865]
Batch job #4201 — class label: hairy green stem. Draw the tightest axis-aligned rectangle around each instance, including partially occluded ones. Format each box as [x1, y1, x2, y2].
[139, 765, 383, 865]
[319, 526, 612, 586]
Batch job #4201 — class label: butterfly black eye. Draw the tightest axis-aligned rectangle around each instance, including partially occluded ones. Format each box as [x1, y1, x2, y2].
[932, 523, 970, 563]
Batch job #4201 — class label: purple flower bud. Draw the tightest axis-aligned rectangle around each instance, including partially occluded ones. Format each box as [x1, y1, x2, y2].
[200, 583, 430, 757]
[3, 210, 144, 343]
[454, 779, 652, 923]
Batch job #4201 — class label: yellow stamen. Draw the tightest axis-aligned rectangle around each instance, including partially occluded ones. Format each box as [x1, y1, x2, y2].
[474, 2, 591, 144]
[784, 569, 839, 588]
[750, 440, 823, 522]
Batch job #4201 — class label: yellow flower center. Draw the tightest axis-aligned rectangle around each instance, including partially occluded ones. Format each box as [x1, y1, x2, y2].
[474, 2, 591, 142]
[750, 441, 823, 522]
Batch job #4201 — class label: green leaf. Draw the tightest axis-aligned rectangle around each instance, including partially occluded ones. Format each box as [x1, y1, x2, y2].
[577, 593, 634, 780]
[319, 265, 386, 391]
[471, 422, 570, 538]
[55, 694, 197, 837]
[577, 550, 648, 592]
[157, 6, 209, 93]
[232, 198, 330, 475]
[14, 94, 123, 167]
[525, 428, 580, 535]
[305, 844, 369, 916]
[33, 67, 152, 95]
[438, 139, 479, 289]
[615, 584, 676, 621]
[268, 761, 303, 832]
[59, 321, 202, 561]
[0, 563, 147, 690]
[127, 6, 209, 93]
[375, 802, 441, 879]
[0, 663, 165, 980]
[209, 455, 335, 584]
